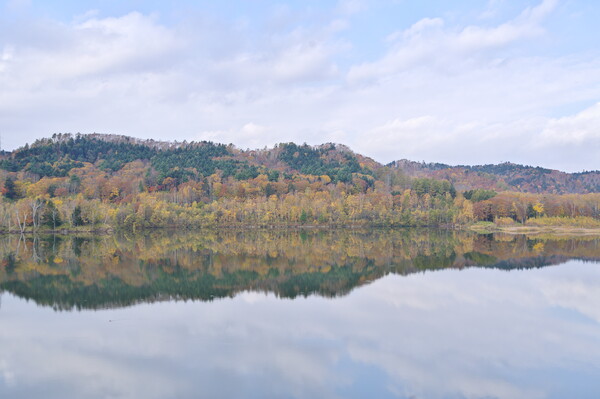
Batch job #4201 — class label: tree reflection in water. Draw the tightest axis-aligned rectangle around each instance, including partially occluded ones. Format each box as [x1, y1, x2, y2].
[1, 229, 599, 310]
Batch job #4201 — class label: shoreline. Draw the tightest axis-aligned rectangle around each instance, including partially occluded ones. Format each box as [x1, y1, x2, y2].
[0, 228, 114, 235]
[469, 224, 600, 235]
[2, 224, 600, 236]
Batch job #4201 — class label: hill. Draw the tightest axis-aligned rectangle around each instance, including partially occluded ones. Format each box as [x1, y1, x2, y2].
[0, 133, 375, 185]
[389, 159, 600, 194]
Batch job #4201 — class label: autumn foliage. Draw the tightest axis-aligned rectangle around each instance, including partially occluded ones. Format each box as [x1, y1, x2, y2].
[0, 134, 598, 231]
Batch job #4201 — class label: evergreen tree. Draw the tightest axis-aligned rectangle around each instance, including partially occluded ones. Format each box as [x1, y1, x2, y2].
[72, 206, 84, 226]
[3, 177, 19, 200]
[41, 201, 62, 229]
[299, 210, 308, 224]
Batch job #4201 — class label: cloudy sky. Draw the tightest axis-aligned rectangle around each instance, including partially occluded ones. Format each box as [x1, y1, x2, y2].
[1, 0, 599, 172]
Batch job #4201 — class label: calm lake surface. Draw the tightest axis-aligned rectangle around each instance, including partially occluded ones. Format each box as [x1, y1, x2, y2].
[1, 229, 600, 399]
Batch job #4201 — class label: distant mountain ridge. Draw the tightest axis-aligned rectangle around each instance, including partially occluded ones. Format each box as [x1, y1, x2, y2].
[1, 133, 598, 194]
[388, 159, 600, 194]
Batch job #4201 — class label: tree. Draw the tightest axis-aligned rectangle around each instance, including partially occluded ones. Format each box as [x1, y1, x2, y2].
[299, 209, 308, 224]
[29, 198, 44, 229]
[3, 177, 19, 200]
[264, 183, 276, 198]
[72, 205, 84, 226]
[41, 200, 62, 229]
[533, 202, 544, 217]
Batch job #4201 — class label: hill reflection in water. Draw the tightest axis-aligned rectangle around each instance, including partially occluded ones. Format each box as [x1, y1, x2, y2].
[1, 229, 599, 310]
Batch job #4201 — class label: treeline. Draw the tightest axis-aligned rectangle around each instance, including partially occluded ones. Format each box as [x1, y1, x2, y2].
[0, 182, 461, 231]
[2, 176, 599, 231]
[471, 190, 600, 224]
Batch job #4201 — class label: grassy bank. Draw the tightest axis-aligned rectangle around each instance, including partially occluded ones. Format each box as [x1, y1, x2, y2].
[470, 217, 600, 235]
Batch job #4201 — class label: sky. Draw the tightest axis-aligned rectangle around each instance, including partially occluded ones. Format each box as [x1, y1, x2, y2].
[0, 0, 599, 172]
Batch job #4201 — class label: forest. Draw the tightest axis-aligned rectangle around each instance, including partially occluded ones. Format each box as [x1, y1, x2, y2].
[0, 133, 599, 232]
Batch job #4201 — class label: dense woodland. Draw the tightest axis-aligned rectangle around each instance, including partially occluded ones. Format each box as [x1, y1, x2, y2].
[0, 133, 599, 231]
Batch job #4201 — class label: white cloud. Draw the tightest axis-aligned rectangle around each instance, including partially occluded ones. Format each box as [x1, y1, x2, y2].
[348, 0, 558, 83]
[336, 0, 367, 16]
[195, 123, 277, 149]
[362, 116, 446, 154]
[397, 17, 444, 41]
[69, 12, 180, 75]
[479, 0, 505, 20]
[272, 42, 339, 82]
[540, 102, 600, 145]
[6, 0, 30, 10]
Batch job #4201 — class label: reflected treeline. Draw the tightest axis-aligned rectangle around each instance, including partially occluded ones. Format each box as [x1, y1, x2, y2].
[1, 229, 599, 310]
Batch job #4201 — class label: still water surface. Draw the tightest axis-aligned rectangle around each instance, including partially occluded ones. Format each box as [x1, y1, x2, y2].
[1, 230, 599, 398]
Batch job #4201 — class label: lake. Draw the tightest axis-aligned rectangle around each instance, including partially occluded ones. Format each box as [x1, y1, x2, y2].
[1, 229, 600, 398]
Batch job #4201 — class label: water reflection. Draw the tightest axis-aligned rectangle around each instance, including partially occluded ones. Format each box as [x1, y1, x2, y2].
[0, 230, 599, 310]
[0, 230, 599, 398]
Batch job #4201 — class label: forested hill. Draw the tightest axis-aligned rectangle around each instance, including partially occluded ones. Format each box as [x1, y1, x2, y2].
[1, 133, 597, 195]
[389, 159, 600, 194]
[0, 133, 375, 186]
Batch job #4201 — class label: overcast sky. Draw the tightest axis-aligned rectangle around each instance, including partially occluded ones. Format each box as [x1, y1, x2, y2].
[1, 0, 599, 172]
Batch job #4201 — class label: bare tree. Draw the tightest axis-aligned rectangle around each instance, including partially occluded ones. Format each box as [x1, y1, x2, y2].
[29, 198, 44, 229]
[15, 209, 28, 234]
